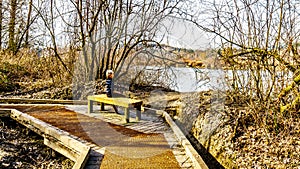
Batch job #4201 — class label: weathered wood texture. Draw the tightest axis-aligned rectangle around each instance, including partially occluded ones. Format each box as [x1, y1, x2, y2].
[0, 98, 87, 105]
[88, 94, 142, 122]
[160, 109, 208, 169]
[1, 104, 208, 169]
[88, 94, 142, 108]
[9, 109, 90, 169]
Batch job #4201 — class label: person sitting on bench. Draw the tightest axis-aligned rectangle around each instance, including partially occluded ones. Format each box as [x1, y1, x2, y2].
[105, 70, 119, 114]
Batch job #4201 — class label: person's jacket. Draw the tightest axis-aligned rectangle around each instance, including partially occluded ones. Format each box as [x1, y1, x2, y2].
[106, 78, 113, 97]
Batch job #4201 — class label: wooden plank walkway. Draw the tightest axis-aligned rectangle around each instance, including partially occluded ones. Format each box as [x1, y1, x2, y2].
[66, 105, 194, 169]
[0, 104, 195, 169]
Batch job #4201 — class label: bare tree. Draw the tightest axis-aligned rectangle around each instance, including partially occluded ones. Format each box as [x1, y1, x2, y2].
[0, 0, 3, 49]
[8, 0, 17, 52]
[185, 0, 300, 113]
[66, 0, 182, 82]
[15, 0, 39, 51]
[0, 0, 37, 53]
[24, 0, 32, 47]
[32, 0, 72, 74]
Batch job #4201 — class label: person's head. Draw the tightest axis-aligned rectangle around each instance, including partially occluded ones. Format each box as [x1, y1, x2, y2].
[106, 70, 114, 79]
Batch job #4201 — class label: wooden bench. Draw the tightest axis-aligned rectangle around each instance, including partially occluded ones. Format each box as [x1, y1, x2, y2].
[87, 94, 143, 123]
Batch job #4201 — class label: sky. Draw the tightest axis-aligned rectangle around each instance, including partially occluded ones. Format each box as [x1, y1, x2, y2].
[159, 18, 211, 50]
[33, 0, 211, 50]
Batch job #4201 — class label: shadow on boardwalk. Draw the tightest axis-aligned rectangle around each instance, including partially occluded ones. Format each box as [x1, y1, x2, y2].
[187, 134, 225, 169]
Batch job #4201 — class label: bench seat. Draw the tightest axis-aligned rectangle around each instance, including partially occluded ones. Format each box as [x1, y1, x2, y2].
[87, 94, 143, 123]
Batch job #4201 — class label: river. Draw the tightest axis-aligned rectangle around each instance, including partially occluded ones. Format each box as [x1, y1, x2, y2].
[138, 66, 292, 93]
[140, 67, 228, 92]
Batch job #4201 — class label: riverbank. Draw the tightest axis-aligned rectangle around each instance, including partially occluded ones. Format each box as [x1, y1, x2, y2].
[161, 91, 300, 168]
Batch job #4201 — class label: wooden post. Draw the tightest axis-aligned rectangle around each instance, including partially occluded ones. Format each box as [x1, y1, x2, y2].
[88, 100, 93, 114]
[101, 103, 105, 111]
[136, 105, 141, 121]
[125, 108, 130, 123]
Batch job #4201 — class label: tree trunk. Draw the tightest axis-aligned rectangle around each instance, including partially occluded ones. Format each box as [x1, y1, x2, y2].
[24, 0, 32, 47]
[8, 0, 17, 52]
[0, 0, 3, 49]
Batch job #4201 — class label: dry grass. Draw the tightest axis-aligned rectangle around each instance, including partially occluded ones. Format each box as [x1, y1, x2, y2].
[0, 49, 76, 98]
[169, 90, 300, 168]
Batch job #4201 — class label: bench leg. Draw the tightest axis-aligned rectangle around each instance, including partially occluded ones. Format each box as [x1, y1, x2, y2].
[124, 108, 130, 123]
[88, 100, 93, 114]
[136, 106, 141, 121]
[101, 103, 105, 111]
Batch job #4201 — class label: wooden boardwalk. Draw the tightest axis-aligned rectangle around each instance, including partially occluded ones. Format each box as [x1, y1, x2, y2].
[0, 104, 196, 169]
[67, 105, 194, 169]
